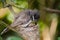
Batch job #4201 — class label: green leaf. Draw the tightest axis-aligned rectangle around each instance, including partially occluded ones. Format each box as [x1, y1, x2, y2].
[0, 36, 2, 40]
[6, 36, 23, 40]
[0, 21, 7, 33]
[3, 13, 14, 24]
[38, 21, 47, 32]
[2, 30, 23, 40]
[58, 37, 60, 40]
[15, 1, 28, 9]
[6, 13, 14, 24]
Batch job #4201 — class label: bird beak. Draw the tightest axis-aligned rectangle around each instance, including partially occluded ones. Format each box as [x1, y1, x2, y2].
[32, 16, 34, 21]
[21, 20, 32, 27]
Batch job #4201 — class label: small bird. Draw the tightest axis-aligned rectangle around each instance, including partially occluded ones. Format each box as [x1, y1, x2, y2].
[1, 9, 40, 35]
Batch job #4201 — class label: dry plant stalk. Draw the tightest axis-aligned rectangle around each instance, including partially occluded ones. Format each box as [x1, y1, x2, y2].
[50, 16, 58, 40]
[42, 27, 51, 40]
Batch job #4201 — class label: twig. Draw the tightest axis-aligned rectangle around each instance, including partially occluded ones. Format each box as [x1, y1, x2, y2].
[44, 7, 60, 13]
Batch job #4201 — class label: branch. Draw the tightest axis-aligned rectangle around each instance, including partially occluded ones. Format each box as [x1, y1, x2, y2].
[5, 4, 60, 14]
[44, 7, 60, 13]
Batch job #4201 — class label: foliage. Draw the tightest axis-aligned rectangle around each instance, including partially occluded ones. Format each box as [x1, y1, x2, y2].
[2, 30, 23, 40]
[3, 12, 14, 24]
[0, 36, 2, 40]
[0, 0, 28, 40]
[0, 0, 60, 40]
[0, 21, 7, 33]
[6, 0, 28, 9]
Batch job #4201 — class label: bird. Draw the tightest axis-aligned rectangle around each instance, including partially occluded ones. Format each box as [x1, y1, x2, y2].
[1, 9, 40, 35]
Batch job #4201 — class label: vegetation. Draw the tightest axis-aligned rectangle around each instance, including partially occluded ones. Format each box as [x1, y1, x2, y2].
[0, 0, 60, 40]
